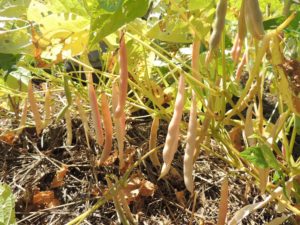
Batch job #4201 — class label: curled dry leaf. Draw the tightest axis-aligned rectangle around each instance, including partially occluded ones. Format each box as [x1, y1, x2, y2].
[175, 191, 186, 207]
[120, 147, 136, 174]
[32, 191, 60, 209]
[122, 174, 156, 204]
[97, 150, 118, 166]
[90, 185, 103, 197]
[50, 164, 68, 188]
[0, 132, 17, 145]
[229, 126, 243, 152]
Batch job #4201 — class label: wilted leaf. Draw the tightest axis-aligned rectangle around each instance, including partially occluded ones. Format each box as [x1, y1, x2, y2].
[50, 165, 68, 188]
[0, 183, 16, 225]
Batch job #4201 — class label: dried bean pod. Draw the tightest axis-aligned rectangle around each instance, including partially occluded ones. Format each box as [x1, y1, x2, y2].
[114, 31, 128, 119]
[244, 0, 264, 40]
[160, 75, 185, 179]
[208, 0, 227, 51]
[238, 0, 247, 42]
[184, 92, 197, 193]
[99, 93, 113, 165]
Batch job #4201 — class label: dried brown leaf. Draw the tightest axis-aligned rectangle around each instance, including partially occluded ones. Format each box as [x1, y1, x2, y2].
[229, 126, 243, 151]
[175, 191, 186, 207]
[50, 164, 68, 188]
[32, 191, 60, 209]
[0, 132, 16, 145]
[122, 174, 156, 204]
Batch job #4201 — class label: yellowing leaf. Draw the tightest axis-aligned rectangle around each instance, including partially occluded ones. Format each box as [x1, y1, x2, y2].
[27, 0, 89, 60]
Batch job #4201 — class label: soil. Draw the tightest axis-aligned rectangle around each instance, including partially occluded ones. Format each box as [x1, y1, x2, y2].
[0, 114, 296, 225]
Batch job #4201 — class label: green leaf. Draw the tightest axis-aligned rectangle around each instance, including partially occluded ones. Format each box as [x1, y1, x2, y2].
[272, 170, 281, 184]
[147, 19, 192, 43]
[293, 179, 300, 203]
[89, 0, 149, 46]
[188, 0, 212, 11]
[0, 0, 31, 17]
[98, 0, 123, 13]
[240, 145, 280, 170]
[0, 18, 34, 55]
[0, 183, 16, 225]
[0, 54, 21, 72]
[260, 145, 280, 170]
[295, 115, 300, 135]
[4, 67, 30, 92]
[263, 11, 300, 31]
[240, 146, 268, 168]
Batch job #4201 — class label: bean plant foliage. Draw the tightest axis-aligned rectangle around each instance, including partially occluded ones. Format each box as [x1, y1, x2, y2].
[0, 0, 300, 224]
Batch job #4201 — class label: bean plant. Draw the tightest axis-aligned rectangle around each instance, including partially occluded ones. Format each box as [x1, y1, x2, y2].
[0, 0, 300, 224]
